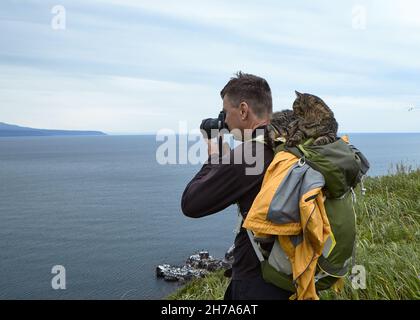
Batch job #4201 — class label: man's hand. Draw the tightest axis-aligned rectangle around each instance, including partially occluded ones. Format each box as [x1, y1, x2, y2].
[206, 138, 231, 157]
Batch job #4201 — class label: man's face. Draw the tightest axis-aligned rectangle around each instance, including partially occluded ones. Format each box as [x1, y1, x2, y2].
[223, 95, 244, 141]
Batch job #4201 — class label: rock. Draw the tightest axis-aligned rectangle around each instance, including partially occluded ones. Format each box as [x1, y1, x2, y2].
[156, 249, 233, 283]
[156, 264, 171, 278]
[199, 251, 209, 260]
[164, 275, 179, 282]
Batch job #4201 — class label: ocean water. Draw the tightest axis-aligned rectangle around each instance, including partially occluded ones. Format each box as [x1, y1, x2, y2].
[0, 133, 419, 299]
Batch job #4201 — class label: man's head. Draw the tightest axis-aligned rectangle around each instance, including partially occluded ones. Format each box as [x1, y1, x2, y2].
[221, 72, 272, 140]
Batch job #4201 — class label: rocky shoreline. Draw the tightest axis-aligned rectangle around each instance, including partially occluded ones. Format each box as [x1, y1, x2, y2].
[156, 247, 234, 283]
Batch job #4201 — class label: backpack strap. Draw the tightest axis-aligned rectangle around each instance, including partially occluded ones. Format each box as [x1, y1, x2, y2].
[284, 138, 314, 158]
[284, 145, 303, 159]
[235, 203, 266, 262]
[246, 229, 266, 262]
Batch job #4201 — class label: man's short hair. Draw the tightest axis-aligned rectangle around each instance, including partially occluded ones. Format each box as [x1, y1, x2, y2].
[220, 71, 273, 118]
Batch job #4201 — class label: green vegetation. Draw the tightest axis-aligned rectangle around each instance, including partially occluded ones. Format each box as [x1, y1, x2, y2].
[167, 270, 230, 300]
[169, 167, 420, 300]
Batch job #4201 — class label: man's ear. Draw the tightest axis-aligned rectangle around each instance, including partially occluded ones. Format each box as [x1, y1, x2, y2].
[239, 102, 249, 120]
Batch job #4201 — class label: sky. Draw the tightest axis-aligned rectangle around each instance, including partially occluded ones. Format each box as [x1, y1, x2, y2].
[0, 0, 419, 134]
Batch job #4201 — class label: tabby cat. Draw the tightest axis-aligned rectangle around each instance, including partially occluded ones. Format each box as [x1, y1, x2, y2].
[286, 91, 338, 147]
[267, 110, 297, 148]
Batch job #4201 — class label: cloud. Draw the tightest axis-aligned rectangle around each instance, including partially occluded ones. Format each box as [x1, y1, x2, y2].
[0, 65, 217, 132]
[0, 0, 419, 132]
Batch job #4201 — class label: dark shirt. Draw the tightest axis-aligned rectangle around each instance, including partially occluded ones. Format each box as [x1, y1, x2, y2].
[181, 126, 274, 280]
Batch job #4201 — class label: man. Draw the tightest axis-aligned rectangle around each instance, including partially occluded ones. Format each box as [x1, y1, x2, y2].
[181, 72, 292, 300]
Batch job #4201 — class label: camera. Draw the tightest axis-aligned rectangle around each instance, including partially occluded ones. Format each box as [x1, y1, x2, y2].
[200, 111, 227, 139]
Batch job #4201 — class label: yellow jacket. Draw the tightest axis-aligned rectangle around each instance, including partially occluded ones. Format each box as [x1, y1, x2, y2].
[243, 150, 331, 300]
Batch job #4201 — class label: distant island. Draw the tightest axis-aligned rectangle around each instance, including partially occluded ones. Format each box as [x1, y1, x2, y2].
[0, 122, 106, 137]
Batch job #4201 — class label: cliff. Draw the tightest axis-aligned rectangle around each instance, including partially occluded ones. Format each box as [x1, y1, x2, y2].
[0, 122, 106, 137]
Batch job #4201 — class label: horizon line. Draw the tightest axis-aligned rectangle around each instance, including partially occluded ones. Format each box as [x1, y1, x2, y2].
[104, 131, 420, 136]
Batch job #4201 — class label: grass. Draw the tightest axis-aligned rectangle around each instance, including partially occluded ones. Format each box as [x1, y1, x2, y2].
[169, 167, 420, 300]
[166, 270, 231, 300]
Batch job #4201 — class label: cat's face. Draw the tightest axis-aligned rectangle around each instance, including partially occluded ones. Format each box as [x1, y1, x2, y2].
[293, 91, 334, 124]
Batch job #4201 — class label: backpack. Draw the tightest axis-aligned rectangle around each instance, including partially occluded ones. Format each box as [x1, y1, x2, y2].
[246, 136, 370, 293]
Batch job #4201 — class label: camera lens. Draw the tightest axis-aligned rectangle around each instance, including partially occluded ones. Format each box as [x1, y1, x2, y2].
[200, 111, 227, 139]
[200, 118, 220, 139]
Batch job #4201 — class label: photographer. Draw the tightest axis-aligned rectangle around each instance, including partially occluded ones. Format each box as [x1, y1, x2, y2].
[181, 72, 292, 300]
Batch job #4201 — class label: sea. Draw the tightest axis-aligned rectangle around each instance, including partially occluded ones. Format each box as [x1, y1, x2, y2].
[1, 133, 419, 299]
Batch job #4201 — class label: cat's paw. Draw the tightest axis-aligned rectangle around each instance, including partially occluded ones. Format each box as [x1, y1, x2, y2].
[287, 132, 304, 147]
[313, 136, 332, 146]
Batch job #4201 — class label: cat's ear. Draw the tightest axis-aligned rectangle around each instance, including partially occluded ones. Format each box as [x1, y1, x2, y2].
[295, 91, 303, 98]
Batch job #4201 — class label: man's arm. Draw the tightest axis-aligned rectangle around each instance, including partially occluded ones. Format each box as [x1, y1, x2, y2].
[181, 147, 241, 218]
[181, 140, 268, 218]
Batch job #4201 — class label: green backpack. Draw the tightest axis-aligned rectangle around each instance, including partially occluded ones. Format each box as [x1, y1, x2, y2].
[248, 137, 370, 292]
